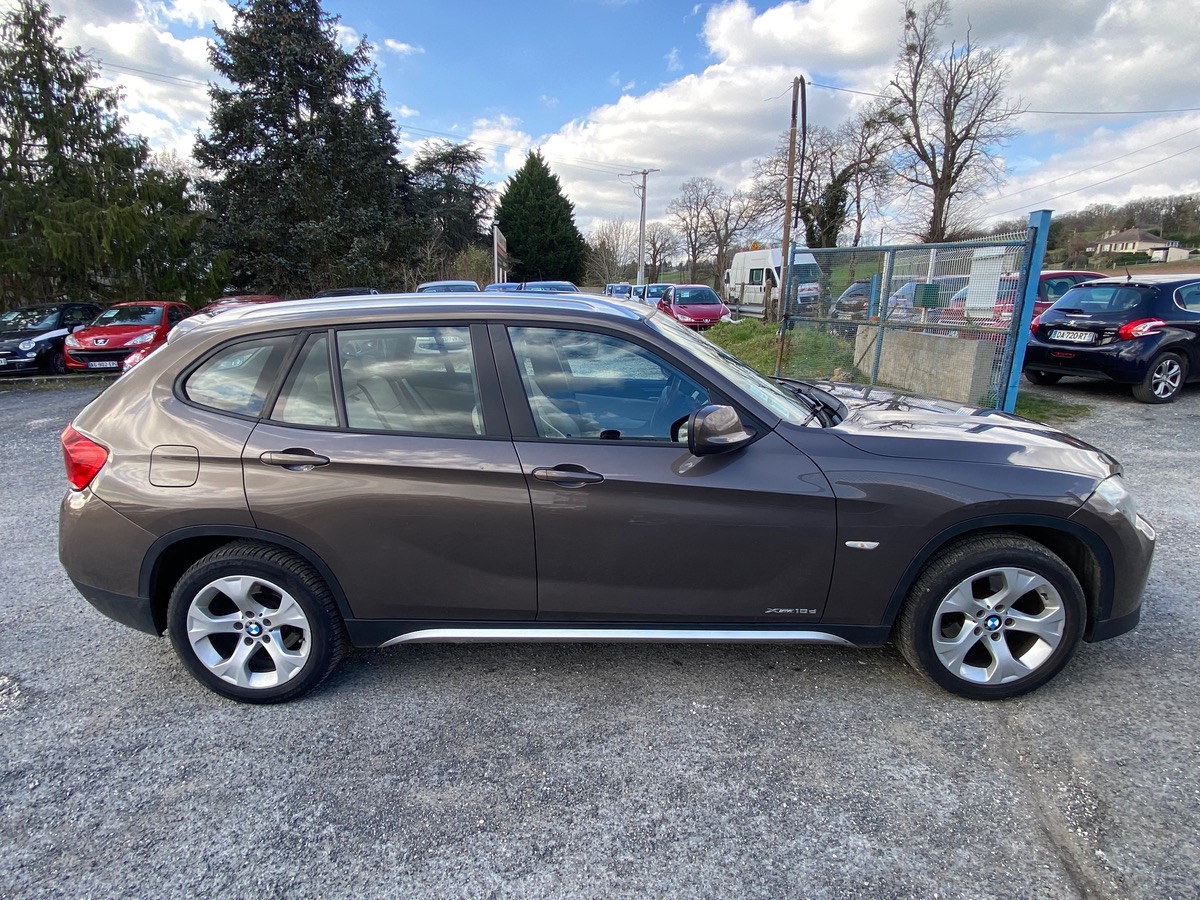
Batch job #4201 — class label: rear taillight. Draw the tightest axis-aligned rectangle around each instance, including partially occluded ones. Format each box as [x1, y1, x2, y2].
[1117, 318, 1165, 341]
[1030, 315, 1040, 337]
[61, 424, 108, 490]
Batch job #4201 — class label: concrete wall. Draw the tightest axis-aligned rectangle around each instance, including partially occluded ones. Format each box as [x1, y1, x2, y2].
[853, 326, 999, 405]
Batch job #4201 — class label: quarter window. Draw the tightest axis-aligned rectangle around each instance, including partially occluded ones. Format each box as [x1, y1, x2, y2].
[184, 335, 294, 416]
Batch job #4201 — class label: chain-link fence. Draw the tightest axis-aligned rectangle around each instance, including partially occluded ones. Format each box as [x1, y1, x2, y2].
[753, 221, 1049, 410]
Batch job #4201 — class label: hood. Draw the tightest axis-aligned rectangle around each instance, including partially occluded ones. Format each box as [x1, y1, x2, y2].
[822, 383, 1119, 479]
[72, 324, 157, 347]
[0, 327, 58, 344]
[676, 303, 727, 318]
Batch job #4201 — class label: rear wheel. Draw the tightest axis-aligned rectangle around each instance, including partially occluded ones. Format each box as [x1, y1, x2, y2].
[1132, 351, 1185, 403]
[1023, 369, 1062, 386]
[897, 534, 1085, 700]
[167, 541, 347, 703]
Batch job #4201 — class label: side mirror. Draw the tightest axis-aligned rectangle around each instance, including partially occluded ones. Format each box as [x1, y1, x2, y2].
[687, 405, 755, 456]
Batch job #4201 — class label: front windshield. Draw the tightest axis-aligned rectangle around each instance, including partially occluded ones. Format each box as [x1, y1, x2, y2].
[92, 305, 162, 326]
[647, 313, 815, 426]
[646, 285, 667, 299]
[1, 307, 60, 330]
[674, 287, 721, 305]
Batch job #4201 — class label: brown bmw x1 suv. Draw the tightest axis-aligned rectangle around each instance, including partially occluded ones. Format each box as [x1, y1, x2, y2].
[60, 293, 1154, 703]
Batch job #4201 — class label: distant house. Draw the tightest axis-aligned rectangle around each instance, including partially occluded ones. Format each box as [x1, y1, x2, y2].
[1093, 227, 1189, 262]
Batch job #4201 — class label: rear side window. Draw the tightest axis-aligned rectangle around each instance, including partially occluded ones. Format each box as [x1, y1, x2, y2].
[271, 334, 337, 427]
[184, 335, 294, 416]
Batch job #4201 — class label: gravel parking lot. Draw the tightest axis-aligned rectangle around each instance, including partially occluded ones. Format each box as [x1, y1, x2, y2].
[2, 377, 1197, 899]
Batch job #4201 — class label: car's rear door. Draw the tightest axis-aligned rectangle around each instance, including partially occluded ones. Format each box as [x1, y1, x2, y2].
[241, 323, 536, 622]
[494, 322, 837, 624]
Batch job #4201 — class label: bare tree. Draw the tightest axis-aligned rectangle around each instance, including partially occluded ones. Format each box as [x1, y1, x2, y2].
[668, 178, 719, 282]
[882, 0, 1024, 242]
[586, 217, 639, 284]
[749, 112, 892, 248]
[703, 188, 764, 288]
[644, 222, 681, 282]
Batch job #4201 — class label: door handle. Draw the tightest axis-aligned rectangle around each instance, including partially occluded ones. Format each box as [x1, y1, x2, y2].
[532, 466, 604, 487]
[259, 449, 331, 470]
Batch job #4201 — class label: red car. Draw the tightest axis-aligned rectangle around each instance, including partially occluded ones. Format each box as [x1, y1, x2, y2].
[64, 301, 193, 373]
[657, 284, 731, 329]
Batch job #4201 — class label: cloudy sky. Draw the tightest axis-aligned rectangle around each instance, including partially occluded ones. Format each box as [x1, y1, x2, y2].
[25, 0, 1200, 240]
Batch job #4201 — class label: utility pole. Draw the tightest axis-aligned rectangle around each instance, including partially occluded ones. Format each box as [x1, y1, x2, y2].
[778, 77, 802, 321]
[623, 168, 660, 286]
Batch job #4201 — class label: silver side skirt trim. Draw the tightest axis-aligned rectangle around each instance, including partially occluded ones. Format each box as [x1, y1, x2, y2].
[380, 627, 856, 648]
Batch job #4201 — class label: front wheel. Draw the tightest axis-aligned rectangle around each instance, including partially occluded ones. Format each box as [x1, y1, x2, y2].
[47, 350, 67, 375]
[167, 541, 347, 703]
[896, 534, 1085, 700]
[1024, 369, 1062, 386]
[1132, 351, 1185, 403]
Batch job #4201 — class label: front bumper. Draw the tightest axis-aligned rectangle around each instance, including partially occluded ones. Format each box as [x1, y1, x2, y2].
[1070, 490, 1155, 643]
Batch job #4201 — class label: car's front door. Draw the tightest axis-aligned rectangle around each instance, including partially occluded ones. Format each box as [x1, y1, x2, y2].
[241, 324, 536, 622]
[495, 323, 838, 624]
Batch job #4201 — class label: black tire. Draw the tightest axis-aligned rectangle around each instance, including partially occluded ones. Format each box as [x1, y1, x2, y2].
[896, 534, 1085, 700]
[1023, 369, 1062, 386]
[1131, 351, 1186, 404]
[167, 541, 347, 703]
[47, 350, 67, 376]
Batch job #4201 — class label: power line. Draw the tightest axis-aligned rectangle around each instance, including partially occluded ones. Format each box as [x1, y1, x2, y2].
[806, 80, 1200, 117]
[988, 141, 1200, 217]
[984, 125, 1200, 206]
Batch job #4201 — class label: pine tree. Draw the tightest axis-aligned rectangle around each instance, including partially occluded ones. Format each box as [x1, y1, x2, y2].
[494, 151, 586, 283]
[0, 0, 214, 308]
[195, 0, 410, 295]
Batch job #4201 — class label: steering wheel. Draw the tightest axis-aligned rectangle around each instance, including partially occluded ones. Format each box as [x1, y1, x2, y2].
[650, 376, 689, 437]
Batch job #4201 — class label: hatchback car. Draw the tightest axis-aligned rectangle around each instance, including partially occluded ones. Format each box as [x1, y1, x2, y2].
[416, 280, 480, 293]
[59, 294, 1153, 704]
[1023, 274, 1200, 403]
[0, 302, 102, 375]
[521, 281, 580, 292]
[658, 285, 731, 329]
[64, 301, 192, 372]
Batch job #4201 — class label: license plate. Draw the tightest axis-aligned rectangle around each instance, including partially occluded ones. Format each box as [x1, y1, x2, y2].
[87, 361, 119, 369]
[0, 359, 7, 366]
[1049, 329, 1095, 344]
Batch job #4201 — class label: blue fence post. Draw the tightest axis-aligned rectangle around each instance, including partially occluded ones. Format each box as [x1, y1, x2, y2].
[1000, 210, 1053, 413]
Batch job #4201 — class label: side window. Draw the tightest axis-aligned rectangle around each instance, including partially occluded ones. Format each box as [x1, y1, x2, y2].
[271, 333, 337, 427]
[63, 307, 89, 326]
[507, 326, 709, 442]
[337, 326, 481, 434]
[749, 267, 764, 286]
[167, 305, 186, 326]
[184, 335, 294, 416]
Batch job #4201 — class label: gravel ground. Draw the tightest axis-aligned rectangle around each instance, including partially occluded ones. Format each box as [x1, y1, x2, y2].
[1, 376, 1197, 899]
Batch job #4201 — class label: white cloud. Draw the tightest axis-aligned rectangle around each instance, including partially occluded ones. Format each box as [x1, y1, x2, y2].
[382, 38, 422, 55]
[392, 104, 419, 119]
[665, 48, 682, 72]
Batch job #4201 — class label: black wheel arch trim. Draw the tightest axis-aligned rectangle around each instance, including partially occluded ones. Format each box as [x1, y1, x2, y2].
[139, 525, 355, 623]
[878, 513, 1115, 636]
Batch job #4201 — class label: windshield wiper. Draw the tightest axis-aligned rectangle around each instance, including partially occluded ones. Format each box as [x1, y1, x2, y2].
[774, 377, 848, 427]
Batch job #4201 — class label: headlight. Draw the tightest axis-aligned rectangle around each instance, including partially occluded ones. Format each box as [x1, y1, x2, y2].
[1091, 475, 1139, 527]
[675, 313, 694, 322]
[126, 332, 156, 346]
[65, 334, 80, 348]
[18, 339, 36, 351]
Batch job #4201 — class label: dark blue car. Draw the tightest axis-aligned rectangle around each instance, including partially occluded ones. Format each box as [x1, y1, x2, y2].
[1024, 274, 1200, 403]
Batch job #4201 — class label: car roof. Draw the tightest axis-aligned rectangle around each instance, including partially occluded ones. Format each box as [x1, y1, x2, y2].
[182, 292, 650, 338]
[1072, 274, 1200, 286]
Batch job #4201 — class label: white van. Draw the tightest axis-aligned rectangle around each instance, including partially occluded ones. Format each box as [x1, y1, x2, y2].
[724, 248, 822, 317]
